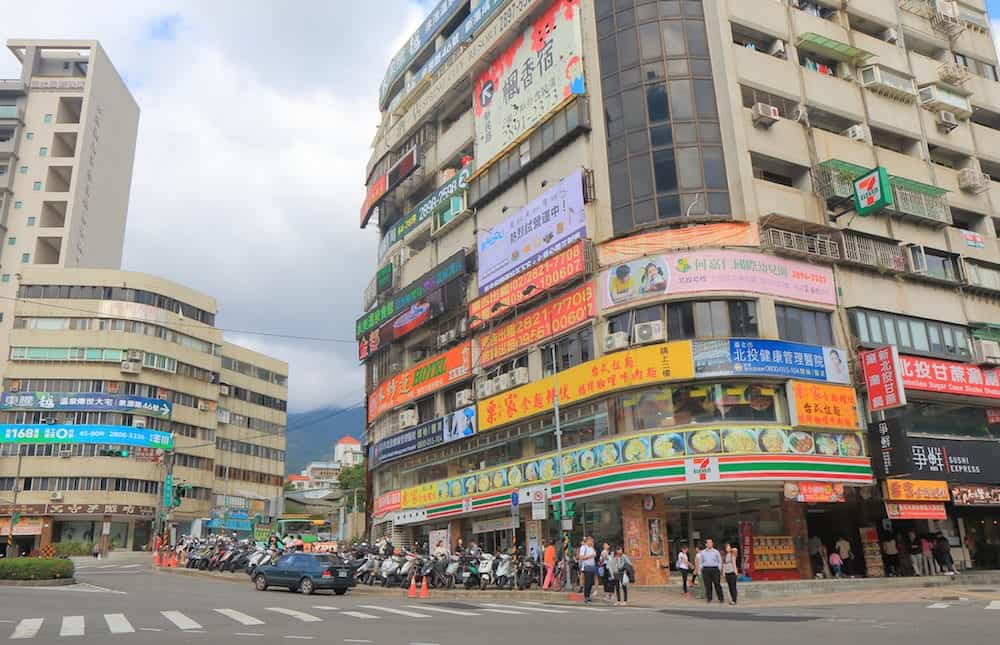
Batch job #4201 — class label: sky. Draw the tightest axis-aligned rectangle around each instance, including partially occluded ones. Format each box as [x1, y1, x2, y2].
[0, 1, 432, 412]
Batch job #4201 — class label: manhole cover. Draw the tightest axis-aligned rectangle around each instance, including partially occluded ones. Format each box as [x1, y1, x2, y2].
[659, 609, 819, 622]
[430, 601, 480, 610]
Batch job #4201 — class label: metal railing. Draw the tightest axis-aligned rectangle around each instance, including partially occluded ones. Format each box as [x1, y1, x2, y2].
[761, 228, 841, 261]
[840, 232, 908, 272]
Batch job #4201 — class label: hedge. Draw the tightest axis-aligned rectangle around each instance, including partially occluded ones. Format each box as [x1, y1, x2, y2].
[52, 541, 95, 557]
[0, 558, 75, 580]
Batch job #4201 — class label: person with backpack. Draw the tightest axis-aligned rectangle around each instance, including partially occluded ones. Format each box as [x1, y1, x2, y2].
[606, 545, 634, 605]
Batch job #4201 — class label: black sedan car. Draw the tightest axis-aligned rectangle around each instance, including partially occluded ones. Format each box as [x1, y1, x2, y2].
[253, 553, 354, 595]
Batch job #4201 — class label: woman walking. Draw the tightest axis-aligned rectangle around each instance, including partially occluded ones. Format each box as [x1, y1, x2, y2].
[607, 546, 633, 605]
[724, 543, 739, 605]
[578, 536, 597, 604]
[676, 545, 692, 597]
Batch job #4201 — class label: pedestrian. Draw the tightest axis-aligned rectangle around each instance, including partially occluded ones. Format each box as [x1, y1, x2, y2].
[691, 544, 703, 587]
[599, 541, 613, 602]
[455, 538, 465, 555]
[834, 535, 853, 576]
[808, 535, 823, 578]
[607, 546, 633, 606]
[543, 539, 557, 589]
[918, 534, 935, 576]
[724, 543, 739, 605]
[578, 536, 597, 604]
[881, 534, 899, 576]
[934, 534, 957, 576]
[829, 551, 844, 578]
[699, 538, 724, 604]
[676, 545, 692, 598]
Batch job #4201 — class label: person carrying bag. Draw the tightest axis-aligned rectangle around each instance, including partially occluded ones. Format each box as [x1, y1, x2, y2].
[607, 546, 633, 606]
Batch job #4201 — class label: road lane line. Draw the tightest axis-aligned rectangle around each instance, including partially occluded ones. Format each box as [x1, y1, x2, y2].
[406, 605, 480, 616]
[161, 611, 202, 630]
[10, 618, 43, 640]
[59, 616, 85, 637]
[118, 564, 142, 569]
[340, 611, 377, 619]
[927, 603, 950, 609]
[104, 614, 134, 634]
[311, 606, 339, 611]
[483, 603, 566, 614]
[234, 634, 264, 637]
[265, 608, 322, 623]
[479, 608, 525, 615]
[986, 601, 1000, 610]
[343, 640, 373, 643]
[359, 605, 429, 618]
[215, 609, 264, 626]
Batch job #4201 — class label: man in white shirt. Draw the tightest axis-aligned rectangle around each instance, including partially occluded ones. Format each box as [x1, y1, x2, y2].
[578, 536, 597, 604]
[699, 538, 725, 603]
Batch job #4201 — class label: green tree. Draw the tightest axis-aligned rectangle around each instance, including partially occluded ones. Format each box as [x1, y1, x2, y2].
[339, 461, 366, 511]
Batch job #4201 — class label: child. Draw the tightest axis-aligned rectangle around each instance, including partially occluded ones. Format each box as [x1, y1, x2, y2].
[829, 550, 844, 578]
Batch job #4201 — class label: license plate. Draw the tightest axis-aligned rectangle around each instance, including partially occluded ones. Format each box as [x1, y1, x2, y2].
[338, 569, 348, 577]
[462, 572, 470, 578]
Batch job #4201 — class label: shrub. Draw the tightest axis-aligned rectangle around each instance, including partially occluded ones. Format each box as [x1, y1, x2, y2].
[52, 541, 94, 557]
[0, 557, 75, 580]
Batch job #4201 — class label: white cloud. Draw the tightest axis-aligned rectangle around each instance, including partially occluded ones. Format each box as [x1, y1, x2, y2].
[1, 1, 432, 412]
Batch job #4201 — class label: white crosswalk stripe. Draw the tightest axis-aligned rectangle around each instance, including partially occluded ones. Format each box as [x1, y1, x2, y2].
[160, 610, 202, 630]
[927, 603, 951, 609]
[59, 616, 84, 637]
[340, 611, 378, 619]
[480, 608, 526, 615]
[265, 607, 322, 623]
[407, 605, 480, 616]
[518, 601, 607, 612]
[214, 609, 264, 626]
[311, 606, 339, 611]
[483, 602, 566, 614]
[359, 605, 429, 618]
[104, 614, 134, 634]
[10, 619, 43, 640]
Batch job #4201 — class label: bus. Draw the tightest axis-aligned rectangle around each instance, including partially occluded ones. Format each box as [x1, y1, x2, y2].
[273, 516, 332, 544]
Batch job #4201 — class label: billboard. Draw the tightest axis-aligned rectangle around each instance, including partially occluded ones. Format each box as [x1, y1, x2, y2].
[859, 346, 907, 412]
[469, 240, 587, 329]
[602, 249, 837, 311]
[787, 381, 859, 431]
[478, 281, 595, 366]
[367, 341, 474, 422]
[360, 146, 421, 228]
[597, 223, 759, 266]
[473, 0, 586, 168]
[692, 340, 851, 384]
[0, 392, 172, 419]
[477, 169, 586, 294]
[0, 424, 174, 450]
[372, 407, 477, 466]
[899, 354, 1000, 400]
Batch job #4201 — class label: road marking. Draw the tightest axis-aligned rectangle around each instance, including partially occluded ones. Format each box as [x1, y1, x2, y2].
[517, 601, 608, 612]
[359, 605, 429, 618]
[406, 605, 480, 616]
[987, 601, 1000, 610]
[480, 608, 525, 615]
[343, 640, 373, 644]
[284, 637, 314, 640]
[104, 614, 134, 634]
[215, 609, 265, 626]
[409, 642, 441, 645]
[483, 602, 566, 614]
[311, 606, 339, 611]
[559, 605, 609, 612]
[340, 611, 377, 619]
[139, 628, 162, 632]
[60, 616, 85, 637]
[234, 634, 264, 637]
[10, 619, 43, 640]
[119, 564, 142, 569]
[265, 608, 322, 623]
[161, 611, 202, 630]
[98, 565, 118, 569]
[927, 603, 950, 609]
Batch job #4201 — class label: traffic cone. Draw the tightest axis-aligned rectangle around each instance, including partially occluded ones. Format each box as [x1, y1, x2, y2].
[407, 575, 418, 598]
[419, 576, 429, 599]
[153, 550, 161, 567]
[169, 552, 177, 568]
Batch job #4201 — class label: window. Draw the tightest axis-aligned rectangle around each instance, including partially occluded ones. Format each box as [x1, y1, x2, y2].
[7, 237, 14, 246]
[776, 305, 834, 345]
[615, 381, 780, 434]
[26, 217, 35, 226]
[0, 166, 6, 176]
[32, 181, 41, 191]
[43, 114, 53, 123]
[39, 147, 48, 157]
[667, 300, 758, 339]
[1, 275, 8, 283]
[923, 250, 958, 281]
[849, 308, 970, 359]
[21, 253, 29, 263]
[542, 327, 595, 374]
[25, 132, 33, 140]
[13, 201, 21, 209]
[19, 166, 27, 175]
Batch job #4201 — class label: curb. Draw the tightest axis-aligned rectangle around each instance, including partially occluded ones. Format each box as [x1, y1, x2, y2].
[0, 577, 76, 587]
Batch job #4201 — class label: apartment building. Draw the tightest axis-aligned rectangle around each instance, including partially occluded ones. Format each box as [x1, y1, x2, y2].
[360, 0, 1000, 578]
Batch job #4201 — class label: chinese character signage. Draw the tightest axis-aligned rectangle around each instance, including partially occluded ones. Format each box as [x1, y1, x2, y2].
[0, 424, 174, 450]
[867, 418, 911, 479]
[477, 341, 694, 431]
[907, 436, 1000, 485]
[693, 340, 851, 384]
[859, 346, 907, 412]
[367, 341, 473, 423]
[787, 381, 859, 430]
[358, 287, 451, 361]
[899, 354, 1000, 399]
[469, 240, 587, 329]
[372, 406, 477, 466]
[473, 0, 586, 169]
[884, 502, 947, 520]
[783, 482, 846, 503]
[360, 146, 421, 228]
[598, 223, 760, 265]
[477, 169, 586, 294]
[853, 166, 893, 216]
[602, 249, 837, 311]
[884, 479, 951, 502]
[373, 490, 402, 516]
[0, 392, 172, 419]
[950, 484, 1000, 506]
[478, 282, 595, 366]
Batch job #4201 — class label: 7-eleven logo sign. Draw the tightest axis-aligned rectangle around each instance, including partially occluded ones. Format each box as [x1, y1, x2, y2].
[684, 457, 720, 483]
[855, 175, 878, 206]
[852, 167, 893, 216]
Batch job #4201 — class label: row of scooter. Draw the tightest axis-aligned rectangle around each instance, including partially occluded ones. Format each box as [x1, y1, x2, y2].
[352, 548, 563, 590]
[176, 536, 288, 575]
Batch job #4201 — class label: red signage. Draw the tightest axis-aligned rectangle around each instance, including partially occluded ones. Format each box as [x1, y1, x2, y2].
[884, 502, 947, 520]
[987, 408, 1000, 424]
[360, 147, 421, 228]
[360, 174, 388, 228]
[739, 520, 754, 577]
[784, 481, 846, 503]
[374, 490, 402, 516]
[367, 341, 473, 422]
[899, 355, 1000, 400]
[860, 346, 907, 412]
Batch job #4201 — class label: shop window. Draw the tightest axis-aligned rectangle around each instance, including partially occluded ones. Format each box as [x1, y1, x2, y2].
[542, 327, 594, 375]
[776, 305, 834, 345]
[615, 382, 780, 434]
[849, 308, 971, 360]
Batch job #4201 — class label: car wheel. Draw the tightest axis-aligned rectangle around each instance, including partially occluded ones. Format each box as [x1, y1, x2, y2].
[334, 588, 347, 595]
[254, 574, 268, 591]
[299, 577, 315, 595]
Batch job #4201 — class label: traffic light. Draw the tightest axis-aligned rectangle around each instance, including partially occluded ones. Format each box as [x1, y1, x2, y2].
[170, 483, 192, 509]
[550, 502, 576, 520]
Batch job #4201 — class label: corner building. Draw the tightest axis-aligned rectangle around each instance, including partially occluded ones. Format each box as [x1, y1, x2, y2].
[360, 0, 1000, 580]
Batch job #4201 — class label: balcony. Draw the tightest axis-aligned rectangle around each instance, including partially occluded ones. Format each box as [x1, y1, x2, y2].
[963, 258, 1000, 294]
[727, 0, 788, 38]
[812, 159, 864, 201]
[839, 231, 908, 272]
[753, 179, 826, 227]
[802, 68, 865, 119]
[732, 44, 800, 99]
[761, 227, 841, 262]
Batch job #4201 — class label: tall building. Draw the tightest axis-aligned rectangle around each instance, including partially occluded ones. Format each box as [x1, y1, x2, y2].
[360, 0, 1000, 579]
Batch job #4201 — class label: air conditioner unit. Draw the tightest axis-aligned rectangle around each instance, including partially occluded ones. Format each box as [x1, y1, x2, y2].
[120, 360, 142, 374]
[859, 65, 917, 100]
[842, 124, 872, 144]
[497, 372, 512, 391]
[58, 449, 72, 459]
[454, 389, 474, 407]
[905, 244, 928, 274]
[219, 384, 230, 396]
[512, 366, 530, 386]
[751, 102, 780, 128]
[919, 85, 972, 118]
[604, 331, 629, 353]
[882, 27, 899, 44]
[633, 321, 665, 345]
[489, 377, 502, 394]
[958, 167, 990, 193]
[132, 416, 146, 428]
[936, 110, 959, 132]
[49, 491, 63, 501]
[475, 377, 495, 399]
[126, 349, 144, 361]
[972, 338, 1000, 366]
[399, 408, 419, 429]
[198, 401, 211, 412]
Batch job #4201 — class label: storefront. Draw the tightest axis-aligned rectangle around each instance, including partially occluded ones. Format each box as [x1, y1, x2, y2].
[1, 503, 155, 554]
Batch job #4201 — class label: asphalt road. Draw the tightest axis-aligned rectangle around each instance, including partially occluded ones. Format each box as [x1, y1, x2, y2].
[0, 562, 997, 644]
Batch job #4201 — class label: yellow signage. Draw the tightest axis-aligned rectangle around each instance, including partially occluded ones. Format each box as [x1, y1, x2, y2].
[400, 482, 441, 509]
[788, 381, 860, 430]
[885, 479, 951, 502]
[477, 341, 694, 431]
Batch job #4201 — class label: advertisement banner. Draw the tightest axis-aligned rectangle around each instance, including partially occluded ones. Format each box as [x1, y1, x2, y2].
[884, 479, 951, 502]
[367, 341, 474, 422]
[868, 418, 911, 479]
[477, 341, 694, 431]
[469, 240, 587, 328]
[477, 170, 586, 294]
[739, 520, 754, 577]
[787, 381, 859, 430]
[693, 339, 851, 384]
[602, 249, 837, 311]
[478, 282, 596, 366]
[473, 0, 586, 168]
[859, 346, 907, 412]
[598, 223, 760, 265]
[884, 502, 947, 520]
[0, 424, 174, 450]
[372, 407, 477, 466]
[950, 484, 1000, 506]
[906, 436, 1000, 485]
[358, 285, 453, 360]
[360, 146, 421, 228]
[0, 392, 172, 419]
[374, 490, 402, 516]
[783, 481, 846, 503]
[899, 355, 1000, 400]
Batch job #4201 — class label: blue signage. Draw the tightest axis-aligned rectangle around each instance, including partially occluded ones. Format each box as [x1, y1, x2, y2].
[372, 407, 476, 466]
[0, 392, 172, 419]
[0, 424, 175, 450]
[692, 339, 851, 384]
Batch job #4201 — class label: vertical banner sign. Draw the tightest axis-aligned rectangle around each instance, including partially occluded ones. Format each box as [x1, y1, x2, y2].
[739, 520, 754, 577]
[473, 0, 586, 168]
[859, 346, 907, 412]
[853, 166, 893, 216]
[162, 474, 173, 512]
[867, 418, 911, 478]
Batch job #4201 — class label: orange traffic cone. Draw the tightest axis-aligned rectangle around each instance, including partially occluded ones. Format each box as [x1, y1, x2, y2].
[169, 552, 177, 568]
[407, 575, 418, 598]
[153, 550, 161, 567]
[419, 576, 429, 599]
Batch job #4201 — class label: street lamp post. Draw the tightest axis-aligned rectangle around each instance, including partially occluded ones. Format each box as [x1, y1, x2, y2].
[550, 344, 569, 591]
[5, 449, 24, 558]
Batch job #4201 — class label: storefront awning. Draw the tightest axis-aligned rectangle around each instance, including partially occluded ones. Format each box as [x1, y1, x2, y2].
[796, 32, 875, 63]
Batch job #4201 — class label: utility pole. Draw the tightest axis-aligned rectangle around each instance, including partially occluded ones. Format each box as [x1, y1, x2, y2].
[154, 450, 175, 542]
[5, 448, 24, 558]
[550, 344, 569, 591]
